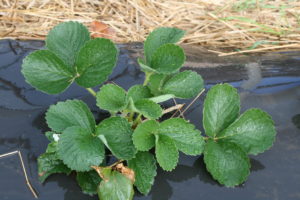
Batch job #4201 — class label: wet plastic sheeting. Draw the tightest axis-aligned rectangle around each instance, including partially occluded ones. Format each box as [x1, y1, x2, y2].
[0, 40, 300, 200]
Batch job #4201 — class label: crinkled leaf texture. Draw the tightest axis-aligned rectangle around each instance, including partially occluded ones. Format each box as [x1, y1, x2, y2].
[220, 108, 276, 155]
[150, 44, 185, 74]
[162, 70, 204, 99]
[204, 140, 250, 187]
[96, 117, 136, 160]
[38, 152, 71, 183]
[45, 99, 96, 133]
[46, 21, 90, 68]
[127, 85, 152, 102]
[98, 169, 134, 200]
[128, 152, 157, 195]
[203, 83, 240, 137]
[57, 126, 105, 172]
[144, 27, 185, 64]
[21, 50, 74, 94]
[76, 170, 102, 196]
[133, 118, 204, 171]
[96, 84, 127, 112]
[75, 38, 118, 87]
[133, 99, 162, 120]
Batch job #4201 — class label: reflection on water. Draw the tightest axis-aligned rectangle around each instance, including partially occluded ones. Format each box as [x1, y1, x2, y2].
[0, 40, 300, 200]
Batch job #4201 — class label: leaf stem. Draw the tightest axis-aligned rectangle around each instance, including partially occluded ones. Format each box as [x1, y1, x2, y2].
[143, 72, 153, 86]
[86, 88, 97, 97]
[133, 114, 142, 126]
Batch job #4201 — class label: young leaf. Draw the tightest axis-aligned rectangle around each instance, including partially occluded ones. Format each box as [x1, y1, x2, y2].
[147, 73, 169, 96]
[137, 58, 157, 73]
[162, 70, 204, 99]
[219, 109, 276, 155]
[96, 84, 127, 112]
[75, 38, 118, 87]
[38, 152, 71, 183]
[57, 126, 105, 171]
[45, 131, 56, 142]
[132, 120, 159, 151]
[21, 50, 74, 94]
[203, 83, 240, 138]
[133, 99, 162, 120]
[45, 99, 96, 133]
[149, 94, 174, 103]
[144, 27, 185, 64]
[204, 140, 250, 187]
[76, 170, 102, 196]
[46, 21, 90, 68]
[155, 135, 179, 171]
[127, 152, 157, 195]
[46, 142, 58, 153]
[127, 85, 152, 102]
[98, 169, 134, 200]
[159, 118, 205, 155]
[96, 117, 136, 160]
[150, 44, 185, 74]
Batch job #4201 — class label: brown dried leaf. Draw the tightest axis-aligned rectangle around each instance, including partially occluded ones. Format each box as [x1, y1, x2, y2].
[89, 21, 115, 39]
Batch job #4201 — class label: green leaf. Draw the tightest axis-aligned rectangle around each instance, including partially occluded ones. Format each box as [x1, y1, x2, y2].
[150, 44, 185, 74]
[203, 83, 240, 138]
[57, 126, 105, 171]
[133, 99, 162, 120]
[162, 70, 204, 99]
[219, 109, 276, 155]
[159, 118, 205, 155]
[96, 117, 136, 160]
[96, 84, 127, 112]
[38, 152, 71, 183]
[46, 142, 58, 153]
[132, 120, 158, 151]
[45, 99, 96, 133]
[45, 131, 56, 142]
[76, 170, 102, 196]
[144, 27, 185, 64]
[137, 58, 157, 73]
[155, 134, 179, 171]
[204, 140, 250, 187]
[127, 152, 157, 195]
[127, 85, 152, 102]
[21, 50, 73, 94]
[149, 94, 174, 103]
[75, 38, 118, 87]
[98, 169, 134, 200]
[147, 73, 169, 96]
[46, 21, 90, 68]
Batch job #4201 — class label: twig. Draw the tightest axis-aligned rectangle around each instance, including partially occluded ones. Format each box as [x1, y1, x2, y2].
[181, 89, 205, 115]
[162, 104, 184, 115]
[0, 150, 38, 199]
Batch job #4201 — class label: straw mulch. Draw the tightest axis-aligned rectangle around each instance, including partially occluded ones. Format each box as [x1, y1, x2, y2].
[1, 0, 300, 56]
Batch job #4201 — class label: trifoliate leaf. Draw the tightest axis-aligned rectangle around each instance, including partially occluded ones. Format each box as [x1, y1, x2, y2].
[150, 44, 185, 74]
[203, 83, 240, 138]
[45, 99, 96, 133]
[127, 152, 157, 195]
[144, 27, 185, 64]
[204, 140, 250, 187]
[76, 170, 102, 196]
[46, 21, 90, 69]
[219, 109, 276, 155]
[147, 73, 169, 96]
[132, 120, 158, 151]
[133, 99, 162, 120]
[149, 94, 174, 103]
[127, 85, 152, 102]
[21, 50, 74, 94]
[75, 38, 118, 87]
[98, 169, 134, 200]
[137, 58, 157, 73]
[38, 152, 71, 183]
[159, 118, 205, 155]
[162, 70, 204, 99]
[57, 126, 105, 171]
[96, 84, 127, 112]
[96, 117, 136, 160]
[155, 134, 179, 171]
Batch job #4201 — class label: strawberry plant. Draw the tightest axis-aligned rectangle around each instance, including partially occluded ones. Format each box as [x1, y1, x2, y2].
[21, 22, 276, 199]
